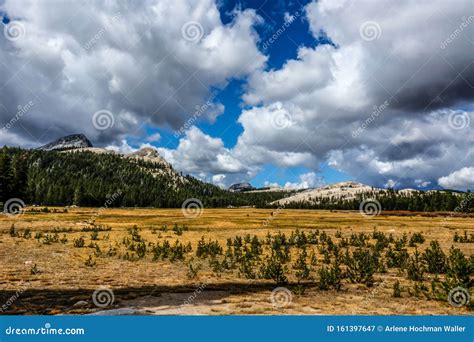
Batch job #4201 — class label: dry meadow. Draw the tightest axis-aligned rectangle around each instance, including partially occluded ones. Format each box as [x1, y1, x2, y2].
[0, 207, 472, 315]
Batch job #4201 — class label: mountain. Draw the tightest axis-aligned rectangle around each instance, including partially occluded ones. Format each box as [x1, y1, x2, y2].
[37, 134, 93, 151]
[2, 134, 470, 211]
[126, 147, 169, 166]
[0, 144, 291, 208]
[228, 182, 255, 192]
[125, 147, 186, 187]
[271, 181, 419, 206]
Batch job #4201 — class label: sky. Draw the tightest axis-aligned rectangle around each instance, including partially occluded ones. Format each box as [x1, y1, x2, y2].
[0, 0, 473, 190]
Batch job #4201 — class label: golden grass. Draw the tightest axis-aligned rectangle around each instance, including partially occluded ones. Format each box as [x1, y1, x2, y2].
[0, 207, 472, 315]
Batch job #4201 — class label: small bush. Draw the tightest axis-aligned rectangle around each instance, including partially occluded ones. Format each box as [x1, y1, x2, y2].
[392, 280, 402, 298]
[30, 263, 40, 275]
[422, 240, 446, 274]
[85, 255, 96, 267]
[73, 237, 85, 248]
[406, 249, 425, 281]
[409, 233, 425, 246]
[259, 256, 288, 284]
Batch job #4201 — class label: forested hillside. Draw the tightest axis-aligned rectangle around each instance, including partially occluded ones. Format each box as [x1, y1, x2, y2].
[277, 190, 473, 212]
[1, 147, 472, 212]
[0, 147, 290, 208]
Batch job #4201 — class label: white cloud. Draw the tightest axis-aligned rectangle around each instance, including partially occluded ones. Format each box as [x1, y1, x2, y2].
[157, 126, 252, 179]
[438, 167, 474, 190]
[105, 139, 135, 154]
[1, 0, 473, 190]
[146, 133, 161, 142]
[0, 0, 266, 146]
[231, 0, 474, 189]
[211, 174, 226, 188]
[283, 172, 324, 189]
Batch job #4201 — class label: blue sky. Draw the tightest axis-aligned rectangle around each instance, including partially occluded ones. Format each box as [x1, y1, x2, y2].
[1, 0, 472, 190]
[140, 0, 349, 188]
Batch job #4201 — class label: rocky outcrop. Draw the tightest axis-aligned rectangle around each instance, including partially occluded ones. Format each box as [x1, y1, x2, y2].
[38, 134, 93, 151]
[228, 182, 255, 192]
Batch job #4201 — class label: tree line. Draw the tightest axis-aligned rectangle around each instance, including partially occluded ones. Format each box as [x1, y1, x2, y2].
[1, 147, 472, 211]
[0, 147, 289, 208]
[276, 190, 473, 212]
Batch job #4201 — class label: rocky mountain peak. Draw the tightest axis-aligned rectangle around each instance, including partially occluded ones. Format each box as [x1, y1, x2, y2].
[38, 134, 93, 151]
[228, 182, 255, 192]
[126, 147, 170, 167]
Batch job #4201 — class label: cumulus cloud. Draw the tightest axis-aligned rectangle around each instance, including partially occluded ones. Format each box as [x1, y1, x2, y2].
[283, 172, 324, 189]
[157, 126, 253, 179]
[232, 0, 474, 189]
[438, 167, 474, 190]
[0, 0, 266, 146]
[211, 174, 227, 188]
[146, 133, 161, 142]
[1, 0, 473, 190]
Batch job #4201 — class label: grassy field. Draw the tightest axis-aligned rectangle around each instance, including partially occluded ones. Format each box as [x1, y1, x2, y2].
[0, 207, 472, 315]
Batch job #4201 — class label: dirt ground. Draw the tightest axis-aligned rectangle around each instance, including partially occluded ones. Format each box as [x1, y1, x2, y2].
[0, 207, 472, 315]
